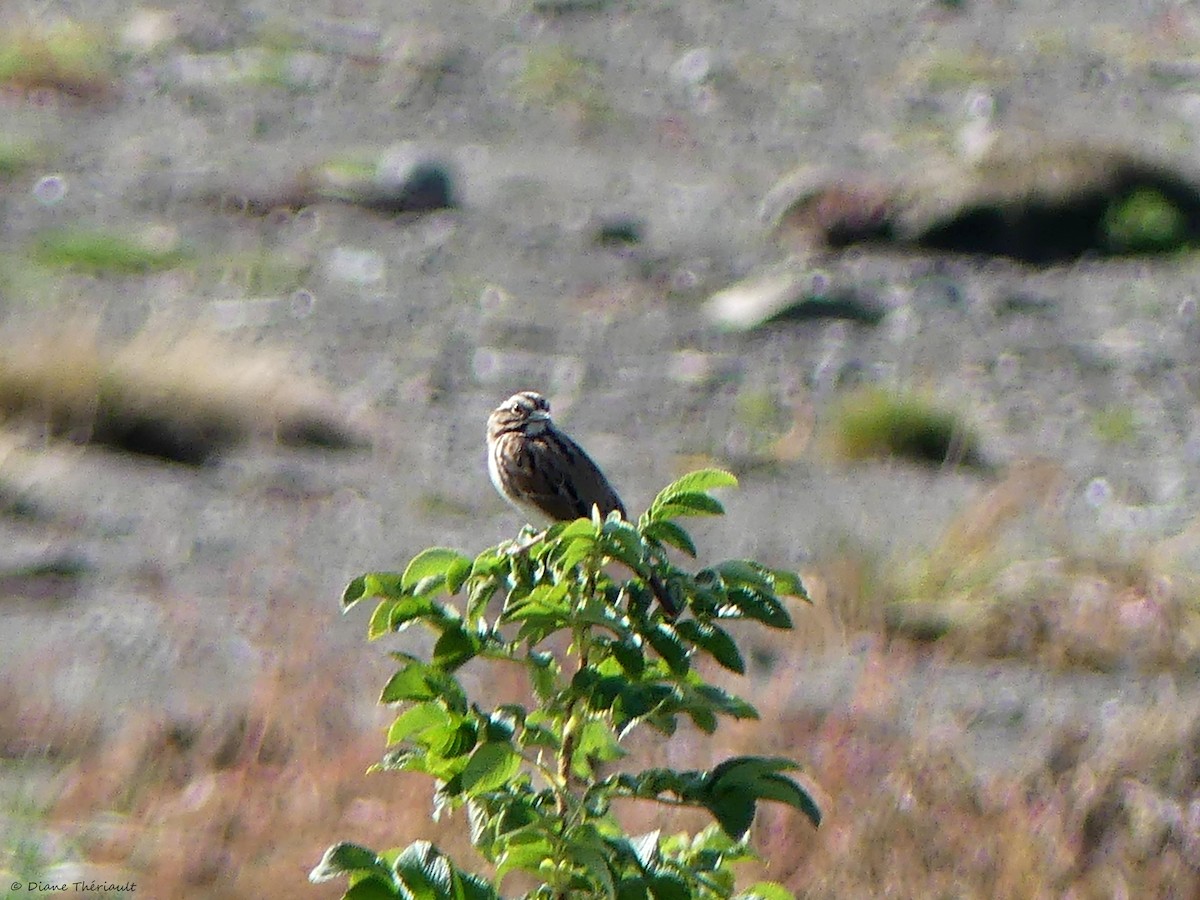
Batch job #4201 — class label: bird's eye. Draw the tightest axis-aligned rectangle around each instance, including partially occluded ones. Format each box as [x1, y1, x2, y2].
[510, 403, 522, 415]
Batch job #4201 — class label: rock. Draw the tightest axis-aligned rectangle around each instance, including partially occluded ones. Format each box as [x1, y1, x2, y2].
[704, 268, 886, 331]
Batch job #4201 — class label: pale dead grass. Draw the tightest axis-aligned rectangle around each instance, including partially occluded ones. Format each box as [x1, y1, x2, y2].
[0, 323, 367, 464]
[795, 460, 1200, 672]
[14, 597, 1198, 899]
[0, 19, 117, 102]
[43, 622, 474, 898]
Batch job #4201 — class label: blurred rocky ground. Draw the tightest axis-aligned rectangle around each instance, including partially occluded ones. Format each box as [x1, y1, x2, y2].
[2, 0, 1200, 895]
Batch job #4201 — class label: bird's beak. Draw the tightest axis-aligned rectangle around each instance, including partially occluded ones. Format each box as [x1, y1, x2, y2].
[527, 410, 550, 423]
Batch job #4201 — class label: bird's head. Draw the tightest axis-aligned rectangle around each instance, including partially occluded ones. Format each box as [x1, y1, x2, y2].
[488, 390, 552, 440]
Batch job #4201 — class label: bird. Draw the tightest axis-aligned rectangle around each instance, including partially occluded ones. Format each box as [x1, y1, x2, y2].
[486, 390, 677, 616]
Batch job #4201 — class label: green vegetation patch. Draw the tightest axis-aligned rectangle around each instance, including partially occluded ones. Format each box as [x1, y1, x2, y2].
[1102, 188, 1190, 253]
[1091, 405, 1138, 445]
[512, 44, 610, 125]
[0, 141, 42, 180]
[0, 21, 115, 100]
[828, 386, 984, 468]
[32, 229, 190, 275]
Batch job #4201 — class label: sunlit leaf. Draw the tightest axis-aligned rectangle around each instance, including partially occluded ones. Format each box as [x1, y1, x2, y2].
[460, 741, 522, 794]
[309, 842, 396, 885]
[403, 548, 473, 593]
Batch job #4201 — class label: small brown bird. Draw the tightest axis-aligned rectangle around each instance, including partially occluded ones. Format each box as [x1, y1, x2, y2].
[487, 390, 677, 616]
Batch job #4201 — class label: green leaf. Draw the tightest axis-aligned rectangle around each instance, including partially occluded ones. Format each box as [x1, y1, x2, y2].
[403, 548, 473, 593]
[558, 518, 601, 541]
[703, 757, 822, 833]
[344, 879, 404, 900]
[368, 597, 400, 640]
[506, 582, 571, 620]
[616, 878, 651, 900]
[643, 521, 697, 557]
[495, 829, 554, 881]
[343, 575, 368, 609]
[362, 572, 408, 599]
[432, 624, 480, 671]
[753, 773, 822, 828]
[568, 840, 615, 897]
[736, 883, 796, 900]
[309, 842, 396, 885]
[768, 568, 810, 602]
[528, 651, 559, 701]
[610, 637, 646, 677]
[727, 588, 792, 629]
[572, 718, 625, 777]
[435, 721, 479, 759]
[675, 621, 744, 674]
[460, 741, 521, 794]
[686, 705, 718, 734]
[704, 788, 756, 840]
[556, 535, 598, 572]
[392, 840, 453, 898]
[647, 872, 692, 900]
[445, 556, 473, 594]
[645, 623, 690, 676]
[655, 469, 738, 500]
[715, 560, 776, 595]
[381, 662, 437, 703]
[387, 702, 451, 745]
[651, 492, 725, 519]
[469, 548, 509, 579]
[600, 518, 647, 571]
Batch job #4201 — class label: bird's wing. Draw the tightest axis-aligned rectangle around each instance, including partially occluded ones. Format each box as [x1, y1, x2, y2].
[521, 431, 627, 521]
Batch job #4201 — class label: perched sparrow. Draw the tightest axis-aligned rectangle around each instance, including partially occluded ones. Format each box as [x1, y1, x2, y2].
[487, 390, 677, 616]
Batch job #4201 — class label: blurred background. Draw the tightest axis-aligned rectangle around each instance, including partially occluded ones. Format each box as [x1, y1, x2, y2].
[1, 0, 1200, 896]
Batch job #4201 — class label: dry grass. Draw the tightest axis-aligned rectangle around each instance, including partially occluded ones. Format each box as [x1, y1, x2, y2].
[0, 324, 367, 464]
[792, 461, 1200, 673]
[12, 613, 1196, 899]
[7, 455, 1199, 896]
[31, 629, 474, 898]
[0, 20, 116, 102]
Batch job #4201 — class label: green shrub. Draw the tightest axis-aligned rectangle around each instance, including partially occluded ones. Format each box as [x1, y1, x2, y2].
[828, 387, 985, 469]
[312, 470, 819, 899]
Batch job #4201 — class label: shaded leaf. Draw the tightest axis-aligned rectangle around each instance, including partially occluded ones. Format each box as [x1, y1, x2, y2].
[432, 624, 480, 671]
[647, 872, 692, 900]
[727, 588, 792, 629]
[343, 575, 368, 609]
[715, 560, 776, 595]
[676, 621, 744, 674]
[344, 879, 404, 899]
[392, 840, 453, 897]
[643, 520, 697, 557]
[645, 624, 690, 676]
